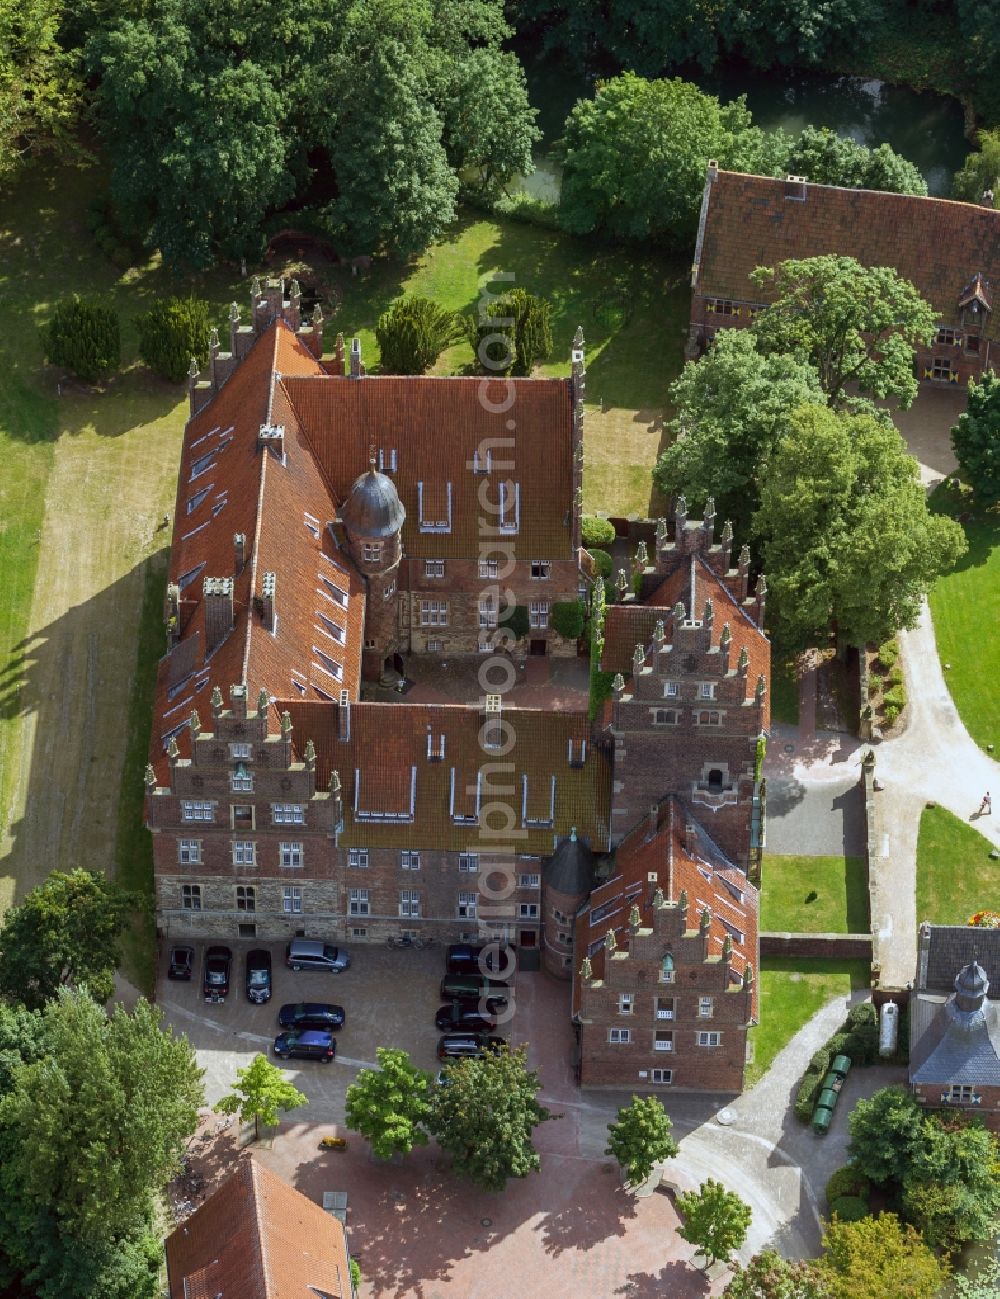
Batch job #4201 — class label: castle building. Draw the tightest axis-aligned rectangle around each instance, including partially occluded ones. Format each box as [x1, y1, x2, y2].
[146, 278, 768, 1093]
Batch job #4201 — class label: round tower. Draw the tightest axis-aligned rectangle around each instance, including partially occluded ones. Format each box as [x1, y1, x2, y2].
[340, 465, 406, 681]
[542, 827, 596, 978]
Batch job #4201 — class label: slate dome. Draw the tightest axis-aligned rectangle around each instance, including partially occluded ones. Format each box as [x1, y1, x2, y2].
[340, 466, 406, 538]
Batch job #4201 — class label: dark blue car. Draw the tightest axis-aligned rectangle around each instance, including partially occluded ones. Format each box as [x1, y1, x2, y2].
[277, 1002, 346, 1031]
[273, 1029, 336, 1062]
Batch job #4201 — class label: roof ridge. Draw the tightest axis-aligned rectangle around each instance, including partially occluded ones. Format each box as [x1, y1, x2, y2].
[715, 168, 1000, 216]
[242, 406, 272, 689]
[248, 1158, 272, 1298]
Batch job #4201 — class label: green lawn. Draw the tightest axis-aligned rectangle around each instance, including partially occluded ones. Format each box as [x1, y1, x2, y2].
[916, 803, 997, 927]
[928, 482, 1000, 753]
[746, 957, 870, 1087]
[761, 854, 869, 933]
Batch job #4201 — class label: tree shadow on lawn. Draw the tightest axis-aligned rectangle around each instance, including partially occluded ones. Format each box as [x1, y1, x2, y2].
[928, 480, 1000, 575]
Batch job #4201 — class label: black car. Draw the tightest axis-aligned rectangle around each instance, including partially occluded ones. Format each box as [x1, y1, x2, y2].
[434, 1001, 498, 1032]
[245, 949, 272, 1004]
[273, 1029, 336, 1062]
[439, 974, 509, 1009]
[167, 946, 194, 980]
[445, 942, 512, 977]
[277, 1002, 346, 1031]
[437, 1032, 506, 1062]
[203, 945, 233, 1003]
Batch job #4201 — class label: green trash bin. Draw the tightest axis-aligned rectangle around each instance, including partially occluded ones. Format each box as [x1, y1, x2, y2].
[822, 1072, 845, 1094]
[831, 1054, 852, 1079]
[817, 1087, 839, 1111]
[812, 1104, 834, 1135]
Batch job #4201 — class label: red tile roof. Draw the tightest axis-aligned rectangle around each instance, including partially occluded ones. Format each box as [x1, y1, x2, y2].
[281, 373, 576, 557]
[572, 797, 758, 1015]
[164, 1157, 352, 1299]
[283, 699, 611, 854]
[694, 170, 1000, 337]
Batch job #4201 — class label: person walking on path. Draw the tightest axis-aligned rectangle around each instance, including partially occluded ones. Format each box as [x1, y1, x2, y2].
[978, 792, 992, 817]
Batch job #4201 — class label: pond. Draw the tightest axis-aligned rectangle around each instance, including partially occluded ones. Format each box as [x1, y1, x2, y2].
[519, 55, 971, 201]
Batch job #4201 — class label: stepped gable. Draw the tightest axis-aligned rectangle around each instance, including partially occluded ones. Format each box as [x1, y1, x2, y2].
[279, 373, 575, 558]
[572, 796, 758, 1013]
[282, 698, 612, 855]
[694, 170, 1000, 334]
[150, 324, 364, 782]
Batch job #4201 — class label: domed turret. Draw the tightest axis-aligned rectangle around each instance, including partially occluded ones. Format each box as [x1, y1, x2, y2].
[954, 960, 989, 1013]
[542, 828, 597, 979]
[340, 466, 405, 538]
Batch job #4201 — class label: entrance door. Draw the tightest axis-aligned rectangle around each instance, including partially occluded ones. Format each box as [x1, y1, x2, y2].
[519, 929, 537, 948]
[529, 639, 547, 656]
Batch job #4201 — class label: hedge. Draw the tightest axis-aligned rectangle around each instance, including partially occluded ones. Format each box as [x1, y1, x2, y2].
[582, 516, 616, 547]
[830, 1195, 869, 1222]
[588, 549, 613, 578]
[794, 1002, 880, 1124]
[551, 600, 585, 641]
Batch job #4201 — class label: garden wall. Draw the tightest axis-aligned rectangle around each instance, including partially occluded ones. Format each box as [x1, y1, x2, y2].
[760, 932, 873, 961]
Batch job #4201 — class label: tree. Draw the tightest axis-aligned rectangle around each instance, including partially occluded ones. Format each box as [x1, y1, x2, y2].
[215, 1053, 307, 1141]
[437, 47, 539, 197]
[751, 255, 937, 409]
[847, 1088, 936, 1187]
[676, 1178, 752, 1269]
[558, 73, 787, 247]
[654, 330, 826, 541]
[951, 371, 1000, 503]
[582, 516, 616, 547]
[754, 405, 967, 650]
[427, 1044, 551, 1191]
[40, 296, 121, 384]
[375, 296, 462, 375]
[0, 0, 82, 183]
[0, 990, 202, 1298]
[0, 868, 134, 1010]
[605, 1094, 678, 1187]
[953, 128, 1000, 207]
[464, 286, 552, 376]
[137, 296, 215, 384]
[723, 1251, 832, 1298]
[551, 600, 586, 640]
[345, 1046, 433, 1160]
[782, 127, 926, 196]
[818, 1213, 948, 1299]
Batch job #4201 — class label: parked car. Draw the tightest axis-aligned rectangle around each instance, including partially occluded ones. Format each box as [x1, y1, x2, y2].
[203, 946, 233, 1003]
[434, 1001, 498, 1032]
[445, 943, 513, 977]
[273, 1029, 336, 1063]
[245, 949, 272, 1004]
[285, 939, 351, 972]
[439, 974, 508, 1008]
[277, 1002, 346, 1031]
[436, 1032, 506, 1062]
[167, 946, 194, 980]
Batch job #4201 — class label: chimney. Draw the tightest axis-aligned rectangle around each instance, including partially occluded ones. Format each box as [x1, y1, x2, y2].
[674, 494, 687, 545]
[349, 337, 363, 379]
[203, 577, 234, 653]
[309, 303, 324, 359]
[233, 532, 247, 576]
[719, 623, 732, 674]
[287, 278, 301, 330]
[229, 682, 248, 719]
[703, 496, 716, 546]
[706, 158, 719, 183]
[784, 174, 807, 201]
[261, 571, 276, 633]
[720, 520, 733, 570]
[334, 332, 346, 376]
[337, 688, 351, 742]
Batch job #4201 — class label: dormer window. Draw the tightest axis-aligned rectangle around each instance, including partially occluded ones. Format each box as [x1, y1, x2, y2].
[522, 774, 556, 828]
[378, 448, 398, 472]
[567, 738, 587, 767]
[472, 448, 492, 474]
[498, 482, 520, 534]
[427, 732, 445, 761]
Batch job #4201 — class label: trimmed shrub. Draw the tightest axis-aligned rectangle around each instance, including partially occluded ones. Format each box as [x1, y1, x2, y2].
[830, 1195, 869, 1222]
[847, 1002, 876, 1029]
[40, 295, 121, 383]
[884, 684, 906, 710]
[551, 600, 586, 641]
[463, 287, 553, 376]
[795, 1072, 822, 1123]
[588, 549, 613, 578]
[375, 296, 462, 374]
[877, 640, 899, 670]
[137, 297, 214, 383]
[582, 516, 616, 547]
[887, 666, 904, 687]
[505, 605, 530, 641]
[809, 1048, 832, 1075]
[826, 1164, 872, 1206]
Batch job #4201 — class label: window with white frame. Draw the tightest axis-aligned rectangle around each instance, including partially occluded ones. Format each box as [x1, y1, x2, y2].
[472, 448, 492, 474]
[519, 872, 541, 889]
[349, 888, 370, 916]
[530, 560, 551, 579]
[313, 646, 344, 681]
[236, 885, 256, 912]
[663, 681, 679, 698]
[698, 996, 714, 1018]
[459, 853, 479, 873]
[378, 448, 398, 472]
[272, 804, 305, 825]
[351, 926, 368, 938]
[697, 1030, 721, 1047]
[232, 840, 256, 866]
[230, 767, 253, 793]
[401, 850, 420, 870]
[479, 595, 497, 628]
[316, 612, 346, 644]
[424, 560, 445, 579]
[181, 800, 214, 823]
[181, 883, 202, 910]
[419, 600, 448, 627]
[280, 842, 303, 868]
[654, 1030, 673, 1052]
[478, 557, 499, 579]
[656, 997, 675, 1020]
[362, 541, 383, 564]
[320, 574, 349, 607]
[529, 601, 549, 629]
[946, 1084, 977, 1102]
[608, 1027, 631, 1044]
[282, 886, 302, 914]
[651, 1068, 673, 1084]
[229, 743, 252, 760]
[348, 848, 369, 869]
[618, 993, 634, 1015]
[497, 481, 520, 533]
[383, 581, 396, 601]
[519, 902, 539, 919]
[177, 839, 202, 865]
[457, 892, 477, 918]
[400, 888, 421, 918]
[698, 682, 716, 700]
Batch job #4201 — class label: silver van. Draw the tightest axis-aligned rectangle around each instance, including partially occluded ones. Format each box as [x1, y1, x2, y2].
[285, 939, 351, 972]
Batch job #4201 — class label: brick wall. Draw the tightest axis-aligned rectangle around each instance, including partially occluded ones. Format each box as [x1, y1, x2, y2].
[760, 932, 874, 961]
[913, 1084, 1000, 1132]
